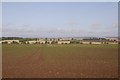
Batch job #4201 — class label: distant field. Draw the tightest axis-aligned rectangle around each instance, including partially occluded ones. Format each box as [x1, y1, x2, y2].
[2, 44, 118, 78]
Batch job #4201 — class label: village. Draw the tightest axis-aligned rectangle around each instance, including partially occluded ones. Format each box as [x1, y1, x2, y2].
[0, 37, 119, 45]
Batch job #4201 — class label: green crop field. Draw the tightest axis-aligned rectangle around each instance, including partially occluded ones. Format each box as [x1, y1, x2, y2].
[2, 44, 118, 78]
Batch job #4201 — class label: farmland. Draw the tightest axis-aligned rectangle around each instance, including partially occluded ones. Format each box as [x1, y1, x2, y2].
[2, 44, 118, 78]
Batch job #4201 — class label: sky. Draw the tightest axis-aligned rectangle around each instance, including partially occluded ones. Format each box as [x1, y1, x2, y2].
[2, 2, 118, 38]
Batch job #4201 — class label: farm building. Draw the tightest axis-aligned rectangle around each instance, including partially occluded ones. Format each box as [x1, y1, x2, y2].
[80, 40, 106, 45]
[27, 41, 37, 44]
[90, 40, 104, 44]
[59, 38, 72, 41]
[37, 39, 46, 44]
[81, 41, 90, 44]
[2, 40, 20, 44]
[91, 42, 102, 44]
[38, 41, 46, 44]
[58, 41, 70, 44]
[105, 37, 118, 41]
[27, 39, 46, 44]
[0, 41, 2, 44]
[108, 41, 118, 44]
[38, 40, 46, 44]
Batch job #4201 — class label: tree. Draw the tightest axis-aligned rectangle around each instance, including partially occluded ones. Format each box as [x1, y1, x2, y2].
[89, 42, 92, 44]
[58, 39, 60, 41]
[45, 38, 47, 41]
[19, 39, 27, 44]
[45, 41, 47, 44]
[11, 41, 19, 44]
[2, 42, 8, 44]
[70, 40, 79, 44]
[51, 41, 57, 44]
[71, 38, 74, 40]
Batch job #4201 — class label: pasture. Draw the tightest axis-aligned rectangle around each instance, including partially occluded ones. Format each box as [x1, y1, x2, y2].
[2, 44, 118, 78]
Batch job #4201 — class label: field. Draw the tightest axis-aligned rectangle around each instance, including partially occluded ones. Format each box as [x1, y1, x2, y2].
[2, 44, 118, 78]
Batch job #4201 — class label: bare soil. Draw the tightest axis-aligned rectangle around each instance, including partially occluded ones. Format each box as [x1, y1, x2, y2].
[2, 44, 118, 78]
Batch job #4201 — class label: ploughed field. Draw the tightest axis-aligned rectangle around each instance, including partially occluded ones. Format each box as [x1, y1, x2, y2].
[2, 44, 118, 78]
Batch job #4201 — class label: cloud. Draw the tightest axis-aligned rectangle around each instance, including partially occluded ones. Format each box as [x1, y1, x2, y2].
[2, 23, 39, 37]
[2, 22, 118, 37]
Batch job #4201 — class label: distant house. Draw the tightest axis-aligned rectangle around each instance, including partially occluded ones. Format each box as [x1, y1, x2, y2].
[26, 39, 50, 44]
[38, 40, 46, 44]
[58, 41, 70, 44]
[81, 40, 103, 45]
[2, 40, 20, 44]
[59, 38, 72, 41]
[37, 39, 46, 44]
[91, 42, 102, 44]
[106, 37, 118, 41]
[27, 40, 37, 44]
[90, 40, 103, 44]
[81, 41, 90, 44]
[108, 41, 118, 44]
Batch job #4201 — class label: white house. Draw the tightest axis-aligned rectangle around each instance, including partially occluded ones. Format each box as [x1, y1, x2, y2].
[38, 40, 46, 44]
[91, 42, 102, 45]
[81, 41, 90, 44]
[27, 41, 37, 44]
[58, 41, 70, 44]
[3, 40, 20, 44]
[106, 37, 118, 41]
[37, 39, 46, 44]
[59, 38, 72, 41]
[108, 41, 118, 44]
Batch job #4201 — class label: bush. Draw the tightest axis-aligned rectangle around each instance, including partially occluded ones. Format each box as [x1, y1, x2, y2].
[70, 40, 79, 44]
[51, 41, 57, 44]
[2, 42, 8, 44]
[11, 41, 19, 44]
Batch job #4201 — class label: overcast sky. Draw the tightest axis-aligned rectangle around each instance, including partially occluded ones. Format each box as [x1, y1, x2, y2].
[2, 2, 118, 38]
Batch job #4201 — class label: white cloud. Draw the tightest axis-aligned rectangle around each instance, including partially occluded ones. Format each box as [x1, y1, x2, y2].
[2, 22, 118, 37]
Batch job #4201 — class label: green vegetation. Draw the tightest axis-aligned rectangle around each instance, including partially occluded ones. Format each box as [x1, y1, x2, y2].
[70, 40, 80, 44]
[11, 41, 19, 44]
[2, 42, 8, 44]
